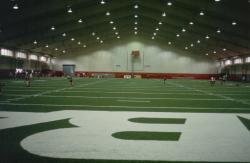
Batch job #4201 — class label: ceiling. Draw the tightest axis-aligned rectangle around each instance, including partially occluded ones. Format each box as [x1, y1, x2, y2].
[0, 0, 250, 59]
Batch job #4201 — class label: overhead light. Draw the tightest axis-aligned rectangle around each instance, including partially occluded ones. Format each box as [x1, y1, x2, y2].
[106, 11, 110, 16]
[158, 21, 162, 25]
[62, 33, 66, 37]
[83, 45, 87, 48]
[100, 0, 106, 4]
[214, 0, 221, 2]
[197, 40, 201, 43]
[51, 26, 55, 31]
[232, 21, 237, 26]
[182, 28, 186, 32]
[168, 41, 172, 45]
[134, 27, 138, 30]
[134, 4, 139, 9]
[113, 27, 116, 30]
[199, 11, 205, 16]
[190, 43, 194, 47]
[78, 41, 81, 45]
[206, 53, 209, 56]
[55, 48, 58, 51]
[117, 36, 120, 39]
[100, 40, 103, 43]
[155, 28, 159, 31]
[134, 14, 138, 18]
[78, 19, 83, 23]
[205, 35, 210, 39]
[110, 21, 114, 24]
[223, 48, 227, 51]
[96, 37, 100, 40]
[45, 44, 49, 48]
[162, 12, 166, 17]
[153, 32, 157, 36]
[71, 38, 75, 41]
[167, 2, 172, 6]
[189, 21, 194, 25]
[152, 36, 155, 40]
[176, 34, 180, 37]
[134, 22, 138, 25]
[92, 32, 96, 36]
[115, 32, 119, 35]
[13, 3, 19, 10]
[67, 7, 73, 13]
[185, 47, 188, 50]
[134, 31, 138, 35]
[62, 50, 66, 53]
[213, 51, 216, 54]
[33, 40, 37, 44]
[217, 29, 221, 33]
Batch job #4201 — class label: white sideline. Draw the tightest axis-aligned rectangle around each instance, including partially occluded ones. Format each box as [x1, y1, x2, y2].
[0, 102, 250, 110]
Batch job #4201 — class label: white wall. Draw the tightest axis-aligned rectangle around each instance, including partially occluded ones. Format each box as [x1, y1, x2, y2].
[54, 39, 217, 74]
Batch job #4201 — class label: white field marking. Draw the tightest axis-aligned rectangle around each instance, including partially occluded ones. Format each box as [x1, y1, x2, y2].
[117, 100, 151, 103]
[4, 94, 232, 101]
[3, 111, 246, 162]
[0, 102, 249, 111]
[6, 79, 112, 102]
[168, 82, 250, 106]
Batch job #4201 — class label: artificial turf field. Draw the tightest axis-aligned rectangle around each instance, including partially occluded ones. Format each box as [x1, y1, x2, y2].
[0, 78, 250, 163]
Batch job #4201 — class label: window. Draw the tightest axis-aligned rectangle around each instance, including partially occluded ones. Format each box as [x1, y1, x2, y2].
[225, 60, 232, 65]
[246, 57, 250, 63]
[234, 58, 242, 64]
[16, 52, 27, 59]
[29, 54, 38, 60]
[0, 48, 14, 57]
[40, 56, 47, 62]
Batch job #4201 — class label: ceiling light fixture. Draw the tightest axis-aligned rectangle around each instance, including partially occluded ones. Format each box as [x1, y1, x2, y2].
[134, 31, 138, 35]
[67, 7, 73, 13]
[197, 40, 201, 43]
[232, 21, 237, 26]
[13, 3, 19, 10]
[117, 36, 120, 39]
[83, 45, 87, 48]
[33, 40, 37, 44]
[100, 0, 106, 4]
[205, 35, 210, 39]
[92, 32, 96, 36]
[185, 47, 188, 50]
[152, 36, 155, 40]
[106, 11, 110, 16]
[45, 45, 49, 48]
[62, 33, 66, 37]
[134, 4, 139, 9]
[113, 27, 116, 30]
[199, 11, 205, 16]
[189, 21, 194, 25]
[78, 42, 81, 45]
[134, 14, 138, 18]
[100, 40, 103, 43]
[134, 22, 138, 25]
[110, 21, 114, 24]
[155, 28, 159, 31]
[71, 38, 75, 41]
[167, 2, 172, 6]
[217, 29, 221, 33]
[223, 48, 227, 51]
[182, 28, 186, 32]
[158, 21, 162, 25]
[162, 12, 166, 17]
[78, 19, 83, 23]
[168, 41, 172, 45]
[51, 26, 55, 30]
[176, 34, 180, 37]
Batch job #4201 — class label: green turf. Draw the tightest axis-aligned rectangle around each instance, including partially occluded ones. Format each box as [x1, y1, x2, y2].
[128, 117, 186, 124]
[112, 131, 181, 141]
[0, 78, 250, 113]
[1, 78, 249, 163]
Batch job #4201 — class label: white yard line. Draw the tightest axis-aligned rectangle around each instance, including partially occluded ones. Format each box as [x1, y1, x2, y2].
[2, 94, 232, 101]
[117, 100, 151, 103]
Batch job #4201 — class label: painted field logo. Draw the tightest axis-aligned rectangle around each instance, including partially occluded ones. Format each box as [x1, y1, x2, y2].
[0, 111, 250, 162]
[112, 117, 186, 141]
